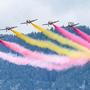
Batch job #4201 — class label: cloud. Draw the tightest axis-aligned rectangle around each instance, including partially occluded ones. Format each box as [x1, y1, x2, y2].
[0, 0, 90, 34]
[0, 0, 55, 34]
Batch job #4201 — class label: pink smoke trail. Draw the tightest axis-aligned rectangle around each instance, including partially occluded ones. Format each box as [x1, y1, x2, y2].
[53, 24, 90, 49]
[0, 51, 89, 71]
[0, 40, 90, 71]
[0, 51, 63, 70]
[0, 40, 71, 64]
[0, 39, 90, 66]
[72, 26, 90, 43]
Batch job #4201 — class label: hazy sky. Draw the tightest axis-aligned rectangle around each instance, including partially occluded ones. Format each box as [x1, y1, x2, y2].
[0, 0, 90, 34]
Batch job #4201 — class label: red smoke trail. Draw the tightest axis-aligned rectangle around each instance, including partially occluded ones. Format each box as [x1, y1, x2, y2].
[53, 24, 90, 49]
[72, 26, 90, 43]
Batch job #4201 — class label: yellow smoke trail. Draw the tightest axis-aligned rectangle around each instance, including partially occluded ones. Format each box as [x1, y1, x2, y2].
[11, 29, 86, 58]
[31, 23, 90, 53]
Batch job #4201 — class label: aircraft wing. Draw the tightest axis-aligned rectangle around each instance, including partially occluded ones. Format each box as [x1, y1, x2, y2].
[53, 20, 59, 23]
[74, 23, 79, 26]
[42, 24, 49, 25]
[12, 26, 18, 28]
[21, 22, 26, 24]
[31, 19, 38, 22]
[68, 23, 79, 27]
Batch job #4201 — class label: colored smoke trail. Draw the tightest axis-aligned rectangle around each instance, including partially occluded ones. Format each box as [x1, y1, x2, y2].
[31, 23, 90, 53]
[0, 51, 90, 71]
[72, 26, 90, 43]
[0, 51, 58, 70]
[0, 41, 89, 70]
[0, 39, 87, 64]
[10, 29, 83, 58]
[53, 24, 90, 51]
[0, 39, 70, 64]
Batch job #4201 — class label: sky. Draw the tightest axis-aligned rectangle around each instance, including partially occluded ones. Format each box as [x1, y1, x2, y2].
[0, 0, 90, 34]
